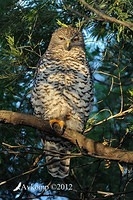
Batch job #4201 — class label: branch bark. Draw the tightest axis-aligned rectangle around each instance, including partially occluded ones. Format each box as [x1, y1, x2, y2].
[1, 110, 133, 163]
[78, 0, 133, 30]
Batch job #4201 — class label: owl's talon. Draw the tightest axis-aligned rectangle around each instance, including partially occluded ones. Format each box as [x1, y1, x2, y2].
[50, 119, 66, 135]
[52, 122, 65, 135]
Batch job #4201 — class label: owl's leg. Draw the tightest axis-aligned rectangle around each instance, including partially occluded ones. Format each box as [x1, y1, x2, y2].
[49, 119, 66, 134]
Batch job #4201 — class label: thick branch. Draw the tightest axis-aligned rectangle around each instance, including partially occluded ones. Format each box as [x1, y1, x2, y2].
[0, 110, 133, 163]
[78, 0, 133, 30]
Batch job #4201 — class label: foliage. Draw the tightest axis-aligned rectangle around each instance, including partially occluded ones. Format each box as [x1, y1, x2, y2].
[0, 0, 133, 199]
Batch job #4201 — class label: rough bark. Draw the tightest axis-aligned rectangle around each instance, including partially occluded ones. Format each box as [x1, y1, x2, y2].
[1, 110, 133, 163]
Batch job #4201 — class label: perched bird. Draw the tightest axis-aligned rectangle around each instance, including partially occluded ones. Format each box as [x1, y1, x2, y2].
[31, 25, 93, 178]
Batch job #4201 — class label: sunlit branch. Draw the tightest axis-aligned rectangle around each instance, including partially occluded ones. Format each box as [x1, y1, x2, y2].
[0, 109, 133, 165]
[85, 107, 133, 132]
[78, 0, 133, 30]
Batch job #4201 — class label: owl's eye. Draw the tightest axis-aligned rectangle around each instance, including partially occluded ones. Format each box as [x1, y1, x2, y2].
[59, 36, 65, 40]
[73, 36, 79, 42]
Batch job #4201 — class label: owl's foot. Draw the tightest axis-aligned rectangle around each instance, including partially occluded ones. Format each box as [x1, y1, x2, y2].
[49, 119, 66, 135]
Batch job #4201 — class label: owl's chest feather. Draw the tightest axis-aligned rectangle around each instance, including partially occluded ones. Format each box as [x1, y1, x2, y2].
[38, 55, 89, 85]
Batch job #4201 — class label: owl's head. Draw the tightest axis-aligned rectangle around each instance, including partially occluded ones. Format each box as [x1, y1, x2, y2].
[48, 26, 84, 52]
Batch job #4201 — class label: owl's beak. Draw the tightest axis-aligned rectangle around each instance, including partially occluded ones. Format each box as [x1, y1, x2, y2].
[65, 40, 71, 51]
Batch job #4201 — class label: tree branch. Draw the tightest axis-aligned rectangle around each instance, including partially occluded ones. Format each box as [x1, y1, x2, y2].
[1, 110, 133, 163]
[85, 107, 133, 132]
[78, 0, 133, 30]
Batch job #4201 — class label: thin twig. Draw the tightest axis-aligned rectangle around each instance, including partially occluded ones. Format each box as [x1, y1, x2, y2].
[78, 0, 133, 30]
[85, 107, 133, 132]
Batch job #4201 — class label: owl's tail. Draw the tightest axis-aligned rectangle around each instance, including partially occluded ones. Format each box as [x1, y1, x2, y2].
[44, 138, 71, 178]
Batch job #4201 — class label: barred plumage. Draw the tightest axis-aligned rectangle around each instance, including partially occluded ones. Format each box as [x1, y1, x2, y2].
[31, 26, 93, 178]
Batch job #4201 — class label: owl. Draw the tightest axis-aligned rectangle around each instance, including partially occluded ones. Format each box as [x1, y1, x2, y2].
[31, 26, 93, 178]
